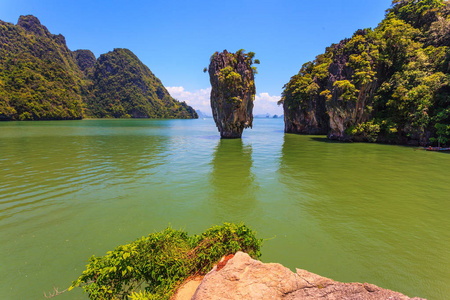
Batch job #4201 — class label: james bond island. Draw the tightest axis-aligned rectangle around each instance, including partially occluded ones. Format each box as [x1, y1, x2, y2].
[207, 50, 259, 138]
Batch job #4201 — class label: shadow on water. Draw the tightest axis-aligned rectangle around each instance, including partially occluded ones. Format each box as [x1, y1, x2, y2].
[208, 139, 257, 220]
[309, 134, 450, 155]
[309, 136, 339, 143]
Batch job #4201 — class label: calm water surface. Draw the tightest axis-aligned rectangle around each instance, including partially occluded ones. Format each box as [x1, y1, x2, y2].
[0, 119, 449, 299]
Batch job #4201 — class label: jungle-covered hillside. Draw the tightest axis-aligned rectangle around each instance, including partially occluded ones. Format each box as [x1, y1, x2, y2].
[0, 15, 197, 121]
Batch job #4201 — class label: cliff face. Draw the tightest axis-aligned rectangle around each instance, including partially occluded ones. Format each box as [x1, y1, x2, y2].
[281, 1, 450, 146]
[208, 50, 257, 138]
[0, 15, 198, 120]
[282, 30, 382, 142]
[324, 37, 379, 141]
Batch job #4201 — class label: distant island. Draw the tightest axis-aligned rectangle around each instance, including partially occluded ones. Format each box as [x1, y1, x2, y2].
[253, 113, 283, 119]
[279, 0, 450, 147]
[196, 110, 212, 118]
[0, 15, 197, 121]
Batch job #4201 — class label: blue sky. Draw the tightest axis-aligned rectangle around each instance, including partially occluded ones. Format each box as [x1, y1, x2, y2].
[0, 0, 393, 115]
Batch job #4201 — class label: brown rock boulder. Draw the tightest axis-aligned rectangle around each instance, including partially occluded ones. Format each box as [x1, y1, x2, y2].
[191, 251, 425, 300]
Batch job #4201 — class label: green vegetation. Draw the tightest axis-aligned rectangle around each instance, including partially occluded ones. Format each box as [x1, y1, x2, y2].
[346, 121, 382, 142]
[212, 49, 258, 106]
[281, 0, 450, 145]
[73, 49, 96, 76]
[87, 48, 197, 119]
[0, 16, 84, 120]
[217, 66, 244, 105]
[430, 122, 450, 146]
[280, 52, 332, 112]
[0, 15, 197, 121]
[70, 223, 262, 300]
[333, 80, 358, 102]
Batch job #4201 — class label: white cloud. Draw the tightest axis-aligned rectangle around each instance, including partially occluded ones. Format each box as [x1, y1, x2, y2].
[255, 92, 280, 103]
[167, 86, 211, 114]
[167, 86, 283, 116]
[254, 93, 283, 116]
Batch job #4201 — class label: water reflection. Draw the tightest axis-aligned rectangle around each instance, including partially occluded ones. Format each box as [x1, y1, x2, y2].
[209, 139, 257, 220]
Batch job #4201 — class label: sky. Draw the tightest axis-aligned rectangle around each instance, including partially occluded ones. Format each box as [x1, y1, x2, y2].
[0, 0, 393, 115]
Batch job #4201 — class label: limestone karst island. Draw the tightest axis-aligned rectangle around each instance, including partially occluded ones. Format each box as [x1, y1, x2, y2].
[1, 1, 449, 300]
[207, 50, 257, 139]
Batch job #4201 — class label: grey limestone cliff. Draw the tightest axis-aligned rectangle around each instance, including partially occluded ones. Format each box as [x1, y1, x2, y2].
[208, 50, 257, 138]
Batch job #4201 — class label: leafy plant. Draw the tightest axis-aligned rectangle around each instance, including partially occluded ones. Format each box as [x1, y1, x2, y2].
[70, 223, 262, 300]
[346, 121, 381, 142]
[430, 123, 450, 146]
[211, 50, 259, 107]
[333, 80, 359, 102]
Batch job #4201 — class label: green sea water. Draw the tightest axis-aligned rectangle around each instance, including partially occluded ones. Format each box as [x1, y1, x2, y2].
[0, 118, 449, 299]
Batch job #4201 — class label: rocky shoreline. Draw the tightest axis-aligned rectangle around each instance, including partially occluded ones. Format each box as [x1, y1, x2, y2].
[174, 251, 425, 300]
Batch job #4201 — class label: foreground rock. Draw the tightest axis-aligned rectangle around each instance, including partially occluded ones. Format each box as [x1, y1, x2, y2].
[188, 251, 425, 300]
[208, 50, 257, 138]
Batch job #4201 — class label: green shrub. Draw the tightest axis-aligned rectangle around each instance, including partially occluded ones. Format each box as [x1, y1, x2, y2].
[70, 223, 262, 300]
[346, 121, 381, 142]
